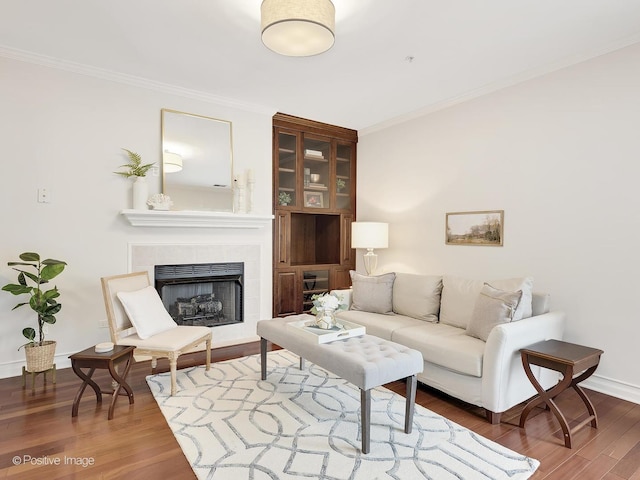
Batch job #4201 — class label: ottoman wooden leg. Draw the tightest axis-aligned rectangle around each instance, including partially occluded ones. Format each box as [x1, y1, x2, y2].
[260, 338, 267, 380]
[361, 389, 371, 454]
[405, 375, 417, 434]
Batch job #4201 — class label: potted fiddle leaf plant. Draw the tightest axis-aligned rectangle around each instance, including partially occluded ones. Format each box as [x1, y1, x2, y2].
[2, 252, 67, 373]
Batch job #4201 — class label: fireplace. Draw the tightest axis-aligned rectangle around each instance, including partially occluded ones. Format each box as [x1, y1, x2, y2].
[155, 262, 243, 327]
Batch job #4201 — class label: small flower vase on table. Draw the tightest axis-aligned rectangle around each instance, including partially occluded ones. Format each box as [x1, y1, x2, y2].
[316, 310, 336, 330]
[311, 292, 346, 330]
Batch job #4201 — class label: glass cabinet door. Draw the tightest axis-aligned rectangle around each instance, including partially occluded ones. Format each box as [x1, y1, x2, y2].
[335, 142, 353, 211]
[302, 269, 330, 313]
[303, 136, 331, 210]
[276, 132, 297, 208]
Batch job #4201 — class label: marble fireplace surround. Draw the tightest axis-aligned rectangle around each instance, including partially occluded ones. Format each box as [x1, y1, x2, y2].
[129, 242, 263, 348]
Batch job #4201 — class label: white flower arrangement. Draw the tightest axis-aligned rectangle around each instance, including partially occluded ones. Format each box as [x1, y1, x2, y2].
[310, 292, 346, 316]
[147, 193, 173, 210]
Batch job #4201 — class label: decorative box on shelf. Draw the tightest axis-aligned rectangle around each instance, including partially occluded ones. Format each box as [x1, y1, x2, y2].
[287, 318, 365, 344]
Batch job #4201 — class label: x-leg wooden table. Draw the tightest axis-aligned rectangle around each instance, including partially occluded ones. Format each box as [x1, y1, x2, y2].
[70, 345, 135, 420]
[519, 340, 603, 448]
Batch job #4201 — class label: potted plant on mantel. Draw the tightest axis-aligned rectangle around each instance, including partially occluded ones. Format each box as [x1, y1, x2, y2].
[114, 148, 155, 210]
[2, 252, 67, 374]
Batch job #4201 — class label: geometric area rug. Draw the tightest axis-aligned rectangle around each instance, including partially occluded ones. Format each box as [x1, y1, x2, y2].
[147, 350, 539, 480]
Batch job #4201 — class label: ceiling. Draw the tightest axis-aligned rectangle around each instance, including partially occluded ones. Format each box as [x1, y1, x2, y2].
[2, 1, 640, 132]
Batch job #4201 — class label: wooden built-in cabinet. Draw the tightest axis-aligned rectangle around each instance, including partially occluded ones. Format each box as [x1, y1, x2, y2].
[272, 113, 357, 317]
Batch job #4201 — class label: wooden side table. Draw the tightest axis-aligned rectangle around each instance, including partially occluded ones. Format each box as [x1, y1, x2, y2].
[519, 339, 603, 448]
[69, 345, 135, 420]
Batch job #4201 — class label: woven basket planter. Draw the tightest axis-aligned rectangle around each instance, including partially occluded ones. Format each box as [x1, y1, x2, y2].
[24, 340, 57, 373]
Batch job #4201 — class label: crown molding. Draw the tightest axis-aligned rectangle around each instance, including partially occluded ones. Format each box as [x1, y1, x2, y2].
[0, 45, 275, 115]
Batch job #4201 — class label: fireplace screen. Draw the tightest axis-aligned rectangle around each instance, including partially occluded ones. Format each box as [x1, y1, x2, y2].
[155, 262, 243, 327]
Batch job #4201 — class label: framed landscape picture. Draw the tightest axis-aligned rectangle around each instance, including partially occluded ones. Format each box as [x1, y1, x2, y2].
[446, 210, 504, 246]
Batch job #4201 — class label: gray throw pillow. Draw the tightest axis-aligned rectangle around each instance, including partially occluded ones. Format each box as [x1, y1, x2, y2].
[465, 283, 522, 341]
[350, 270, 396, 314]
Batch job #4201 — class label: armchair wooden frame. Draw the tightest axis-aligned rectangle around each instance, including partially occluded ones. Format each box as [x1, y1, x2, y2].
[101, 272, 211, 395]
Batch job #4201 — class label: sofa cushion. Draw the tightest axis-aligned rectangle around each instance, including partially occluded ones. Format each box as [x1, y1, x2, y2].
[392, 324, 486, 377]
[392, 273, 442, 322]
[465, 283, 523, 341]
[349, 271, 396, 314]
[337, 310, 425, 341]
[440, 276, 533, 329]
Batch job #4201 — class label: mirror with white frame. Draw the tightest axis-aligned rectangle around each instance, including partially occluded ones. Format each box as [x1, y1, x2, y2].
[161, 108, 234, 211]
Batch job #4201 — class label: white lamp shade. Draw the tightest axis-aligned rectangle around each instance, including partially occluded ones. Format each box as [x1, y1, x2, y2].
[261, 0, 335, 57]
[163, 152, 183, 173]
[351, 222, 389, 249]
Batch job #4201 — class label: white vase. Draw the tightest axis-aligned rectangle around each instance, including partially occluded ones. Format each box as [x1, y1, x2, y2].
[132, 177, 148, 210]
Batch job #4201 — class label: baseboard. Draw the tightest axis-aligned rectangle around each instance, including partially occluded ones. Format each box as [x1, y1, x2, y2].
[582, 374, 640, 405]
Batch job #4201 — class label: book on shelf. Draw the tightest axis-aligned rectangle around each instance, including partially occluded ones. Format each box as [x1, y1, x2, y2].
[305, 149, 323, 157]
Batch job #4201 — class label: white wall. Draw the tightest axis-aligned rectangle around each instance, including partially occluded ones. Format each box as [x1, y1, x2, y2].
[358, 43, 640, 403]
[0, 56, 274, 378]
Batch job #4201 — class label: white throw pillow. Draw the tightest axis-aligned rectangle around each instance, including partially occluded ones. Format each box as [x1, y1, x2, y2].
[117, 285, 177, 339]
[350, 271, 396, 314]
[490, 277, 533, 320]
[465, 283, 523, 341]
[440, 276, 533, 329]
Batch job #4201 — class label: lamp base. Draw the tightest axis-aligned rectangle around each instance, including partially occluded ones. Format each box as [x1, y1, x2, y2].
[363, 249, 378, 276]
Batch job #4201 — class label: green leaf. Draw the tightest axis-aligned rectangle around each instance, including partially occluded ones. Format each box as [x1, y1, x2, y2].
[44, 288, 60, 300]
[42, 259, 67, 266]
[11, 302, 28, 310]
[23, 328, 36, 341]
[42, 315, 57, 324]
[123, 148, 142, 164]
[41, 263, 65, 281]
[7, 262, 36, 267]
[45, 303, 62, 315]
[29, 294, 47, 313]
[21, 271, 40, 285]
[2, 284, 32, 295]
[19, 252, 40, 262]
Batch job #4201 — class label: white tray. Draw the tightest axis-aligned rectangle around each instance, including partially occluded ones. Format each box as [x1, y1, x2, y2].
[287, 318, 365, 344]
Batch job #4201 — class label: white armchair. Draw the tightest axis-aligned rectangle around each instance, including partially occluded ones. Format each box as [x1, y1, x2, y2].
[101, 272, 211, 395]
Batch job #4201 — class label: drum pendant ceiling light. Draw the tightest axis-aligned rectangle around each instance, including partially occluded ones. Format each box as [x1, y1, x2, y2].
[261, 0, 335, 57]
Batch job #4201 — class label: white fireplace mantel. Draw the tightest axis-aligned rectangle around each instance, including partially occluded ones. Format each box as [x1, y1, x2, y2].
[121, 209, 274, 228]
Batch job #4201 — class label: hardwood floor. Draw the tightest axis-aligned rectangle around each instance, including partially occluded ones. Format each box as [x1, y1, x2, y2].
[1, 342, 638, 479]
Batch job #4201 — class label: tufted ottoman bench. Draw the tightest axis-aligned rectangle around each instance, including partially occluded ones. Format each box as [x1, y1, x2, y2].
[257, 315, 424, 454]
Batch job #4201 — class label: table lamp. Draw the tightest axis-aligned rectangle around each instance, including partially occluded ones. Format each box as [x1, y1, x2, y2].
[351, 222, 389, 275]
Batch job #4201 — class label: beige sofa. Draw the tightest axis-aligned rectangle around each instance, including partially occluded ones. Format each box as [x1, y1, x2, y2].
[333, 272, 565, 423]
